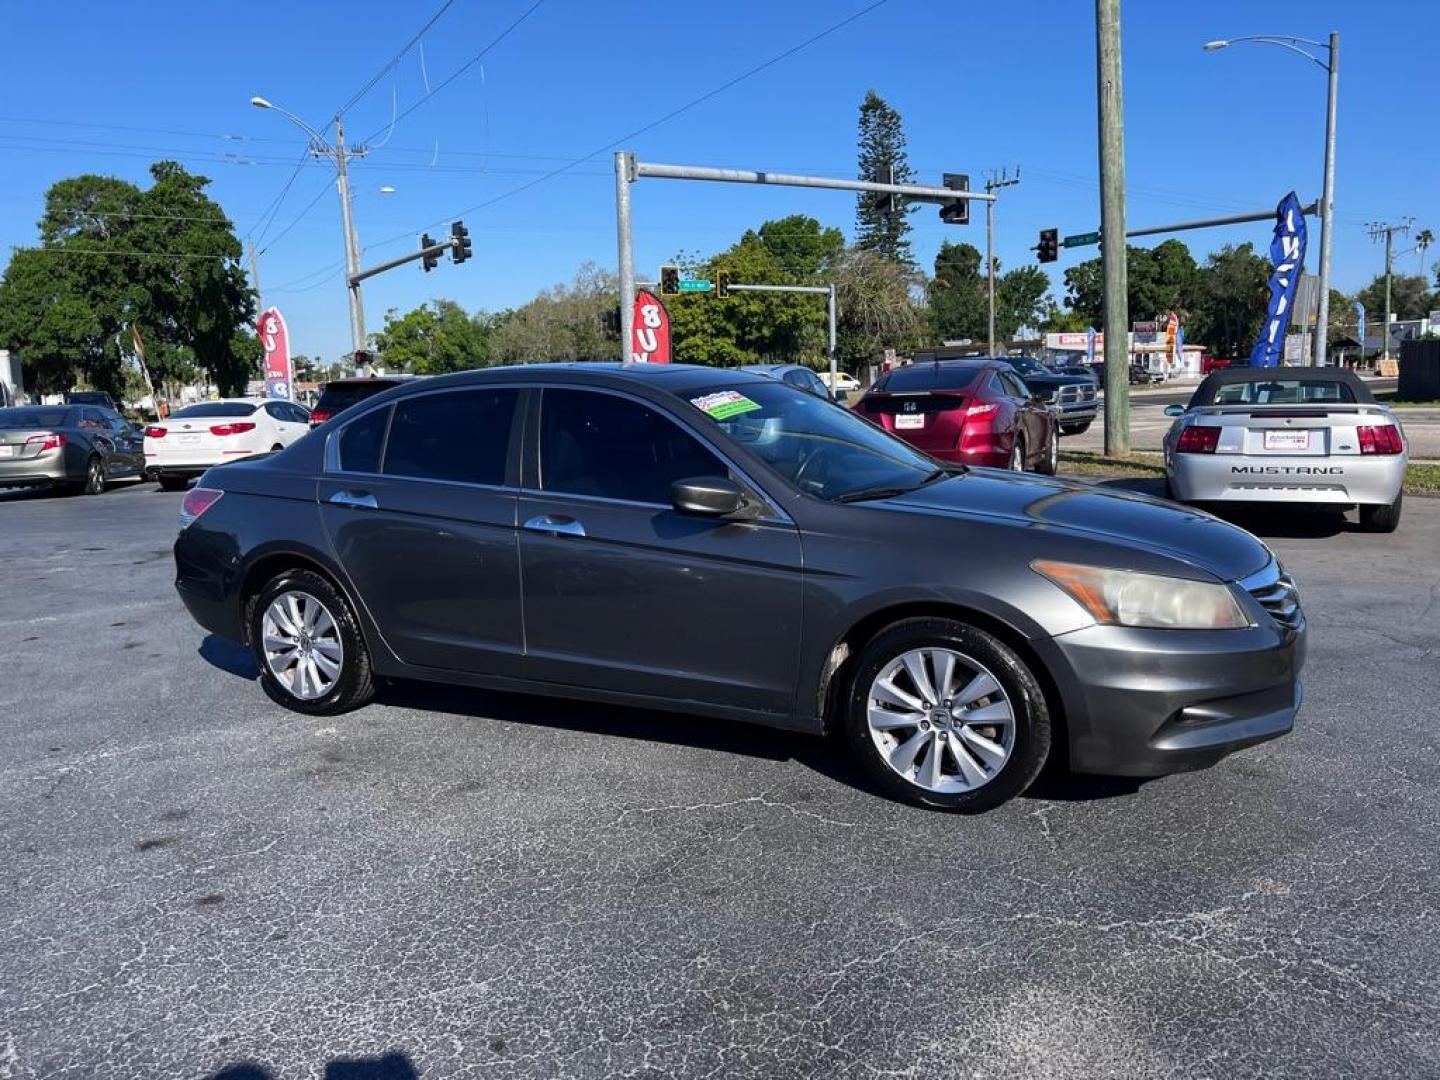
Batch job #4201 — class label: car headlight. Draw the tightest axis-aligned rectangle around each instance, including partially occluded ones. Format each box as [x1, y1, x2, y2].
[1032, 560, 1252, 629]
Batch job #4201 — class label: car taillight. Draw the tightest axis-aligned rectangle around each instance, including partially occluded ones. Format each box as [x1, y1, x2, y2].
[209, 422, 256, 436]
[964, 402, 1000, 421]
[144, 425, 167, 438]
[1175, 426, 1220, 454]
[1357, 424, 1403, 455]
[308, 410, 332, 425]
[24, 432, 66, 453]
[178, 486, 223, 528]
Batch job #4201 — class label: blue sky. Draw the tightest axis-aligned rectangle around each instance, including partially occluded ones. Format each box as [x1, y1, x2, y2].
[2, 0, 1435, 361]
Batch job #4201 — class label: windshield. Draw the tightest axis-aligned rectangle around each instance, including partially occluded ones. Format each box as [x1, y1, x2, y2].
[1207, 379, 1357, 406]
[1006, 356, 1047, 375]
[318, 381, 401, 411]
[170, 402, 257, 419]
[0, 407, 74, 429]
[685, 382, 941, 501]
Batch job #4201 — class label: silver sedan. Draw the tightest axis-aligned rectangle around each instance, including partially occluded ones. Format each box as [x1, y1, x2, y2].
[1163, 368, 1406, 532]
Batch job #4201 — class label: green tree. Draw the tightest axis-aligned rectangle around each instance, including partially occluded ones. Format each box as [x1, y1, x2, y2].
[1188, 243, 1271, 359]
[928, 241, 986, 342]
[0, 248, 103, 396]
[373, 299, 494, 374]
[854, 90, 915, 265]
[1063, 240, 1198, 326]
[754, 215, 844, 278]
[1354, 273, 1434, 324]
[489, 262, 617, 364]
[834, 248, 926, 369]
[994, 265, 1051, 341]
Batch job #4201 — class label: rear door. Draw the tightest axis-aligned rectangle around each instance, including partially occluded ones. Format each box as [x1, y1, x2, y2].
[518, 386, 803, 717]
[997, 370, 1048, 459]
[318, 387, 525, 675]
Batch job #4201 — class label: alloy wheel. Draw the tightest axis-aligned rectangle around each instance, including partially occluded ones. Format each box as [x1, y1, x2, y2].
[261, 590, 344, 701]
[85, 458, 104, 494]
[1048, 429, 1058, 471]
[866, 647, 1015, 794]
[1010, 441, 1024, 471]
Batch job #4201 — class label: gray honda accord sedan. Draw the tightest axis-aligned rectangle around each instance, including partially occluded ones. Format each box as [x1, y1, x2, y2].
[174, 364, 1304, 811]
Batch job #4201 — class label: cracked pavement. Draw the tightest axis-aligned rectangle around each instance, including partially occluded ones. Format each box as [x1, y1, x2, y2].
[1, 480, 1437, 1078]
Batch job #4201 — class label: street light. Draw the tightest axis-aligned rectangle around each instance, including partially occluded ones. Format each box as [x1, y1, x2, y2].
[250, 95, 369, 353]
[1204, 33, 1339, 368]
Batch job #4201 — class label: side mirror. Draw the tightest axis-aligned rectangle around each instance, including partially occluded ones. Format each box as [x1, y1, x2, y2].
[671, 476, 745, 517]
[1164, 404, 1185, 417]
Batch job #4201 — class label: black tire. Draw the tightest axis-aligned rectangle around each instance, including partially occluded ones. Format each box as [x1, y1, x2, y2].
[249, 568, 375, 715]
[77, 455, 106, 496]
[1359, 491, 1402, 533]
[157, 473, 189, 492]
[1009, 436, 1025, 472]
[841, 618, 1052, 812]
[270, 444, 283, 453]
[1036, 424, 1059, 476]
[1059, 421, 1092, 436]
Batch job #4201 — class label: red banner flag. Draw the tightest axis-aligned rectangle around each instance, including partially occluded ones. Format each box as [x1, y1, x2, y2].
[258, 307, 293, 399]
[631, 290, 671, 363]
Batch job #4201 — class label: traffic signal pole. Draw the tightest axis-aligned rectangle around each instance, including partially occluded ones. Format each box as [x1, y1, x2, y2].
[613, 153, 994, 364]
[726, 282, 840, 387]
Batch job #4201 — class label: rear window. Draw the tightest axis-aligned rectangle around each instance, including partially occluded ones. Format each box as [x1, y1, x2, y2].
[317, 380, 402, 412]
[0, 407, 73, 429]
[875, 364, 985, 393]
[171, 402, 258, 419]
[1206, 379, 1357, 406]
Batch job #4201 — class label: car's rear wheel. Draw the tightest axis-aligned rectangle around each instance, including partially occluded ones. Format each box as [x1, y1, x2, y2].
[1060, 421, 1092, 436]
[157, 473, 189, 492]
[842, 618, 1051, 812]
[250, 569, 374, 715]
[1009, 437, 1025, 472]
[1359, 491, 1403, 533]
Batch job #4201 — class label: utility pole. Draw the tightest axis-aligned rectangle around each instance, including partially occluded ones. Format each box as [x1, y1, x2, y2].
[1315, 31, 1339, 367]
[616, 152, 637, 362]
[1368, 218, 1412, 363]
[1096, 0, 1130, 455]
[332, 115, 367, 355]
[985, 168, 1021, 355]
[248, 240, 262, 311]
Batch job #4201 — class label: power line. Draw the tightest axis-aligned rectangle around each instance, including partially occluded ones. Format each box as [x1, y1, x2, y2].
[337, 0, 458, 117]
[249, 148, 320, 242]
[369, 0, 893, 251]
[360, 0, 550, 144]
[259, 180, 336, 255]
[13, 245, 239, 261]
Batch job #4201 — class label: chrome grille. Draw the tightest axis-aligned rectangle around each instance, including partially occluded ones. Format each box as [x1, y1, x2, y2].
[1242, 561, 1303, 632]
[1055, 384, 1098, 404]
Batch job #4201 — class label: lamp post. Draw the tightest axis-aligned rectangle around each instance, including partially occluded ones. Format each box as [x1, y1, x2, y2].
[250, 97, 369, 354]
[1203, 33, 1338, 368]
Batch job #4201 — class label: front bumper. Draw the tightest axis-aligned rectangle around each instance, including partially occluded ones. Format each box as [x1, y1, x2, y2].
[1169, 453, 1405, 506]
[1035, 615, 1305, 777]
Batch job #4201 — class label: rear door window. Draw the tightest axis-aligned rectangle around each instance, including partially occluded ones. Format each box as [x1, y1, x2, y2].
[337, 407, 390, 474]
[382, 389, 518, 487]
[540, 389, 726, 505]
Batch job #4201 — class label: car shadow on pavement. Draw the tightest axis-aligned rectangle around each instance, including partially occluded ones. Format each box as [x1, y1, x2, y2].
[207, 1052, 419, 1079]
[1091, 477, 1351, 538]
[199, 634, 259, 679]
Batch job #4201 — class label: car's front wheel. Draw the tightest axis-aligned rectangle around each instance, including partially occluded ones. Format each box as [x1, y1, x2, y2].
[1036, 425, 1059, 475]
[1009, 437, 1025, 472]
[842, 618, 1052, 811]
[1359, 490, 1403, 533]
[1060, 421, 1092, 436]
[250, 569, 374, 715]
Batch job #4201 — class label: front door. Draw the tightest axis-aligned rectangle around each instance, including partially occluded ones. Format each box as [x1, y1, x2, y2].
[519, 387, 803, 718]
[318, 388, 525, 675]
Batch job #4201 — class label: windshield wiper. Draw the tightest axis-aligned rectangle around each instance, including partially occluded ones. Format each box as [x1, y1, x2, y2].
[921, 464, 967, 484]
[832, 486, 915, 504]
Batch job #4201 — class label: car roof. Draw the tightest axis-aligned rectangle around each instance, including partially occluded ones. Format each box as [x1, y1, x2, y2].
[1190, 366, 1375, 405]
[322, 375, 421, 386]
[380, 363, 778, 396]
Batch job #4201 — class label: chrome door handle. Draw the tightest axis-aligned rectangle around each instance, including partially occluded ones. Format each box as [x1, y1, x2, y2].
[523, 514, 586, 538]
[328, 489, 378, 510]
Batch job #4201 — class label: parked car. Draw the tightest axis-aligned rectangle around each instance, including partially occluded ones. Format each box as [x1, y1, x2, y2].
[1200, 355, 1234, 375]
[741, 364, 834, 400]
[0, 404, 146, 494]
[63, 390, 120, 412]
[144, 398, 310, 491]
[174, 364, 1303, 811]
[309, 376, 420, 427]
[1004, 355, 1099, 435]
[1163, 367, 1406, 532]
[855, 358, 1059, 474]
[1130, 362, 1164, 386]
[819, 371, 862, 394]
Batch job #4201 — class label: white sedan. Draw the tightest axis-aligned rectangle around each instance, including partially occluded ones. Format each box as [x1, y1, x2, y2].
[820, 371, 862, 393]
[145, 398, 311, 491]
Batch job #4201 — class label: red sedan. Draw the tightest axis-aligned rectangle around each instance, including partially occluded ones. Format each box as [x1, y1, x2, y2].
[856, 358, 1059, 473]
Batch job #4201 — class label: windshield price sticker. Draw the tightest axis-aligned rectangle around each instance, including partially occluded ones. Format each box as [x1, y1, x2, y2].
[691, 391, 762, 420]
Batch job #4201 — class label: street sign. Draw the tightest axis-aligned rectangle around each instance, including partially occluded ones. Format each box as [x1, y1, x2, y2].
[678, 279, 712, 293]
[1063, 231, 1101, 248]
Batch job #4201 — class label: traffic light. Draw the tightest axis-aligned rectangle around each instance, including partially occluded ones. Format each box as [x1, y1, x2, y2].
[659, 264, 680, 296]
[716, 270, 731, 299]
[602, 305, 621, 336]
[1038, 228, 1059, 263]
[450, 220, 472, 265]
[420, 233, 439, 272]
[939, 173, 970, 225]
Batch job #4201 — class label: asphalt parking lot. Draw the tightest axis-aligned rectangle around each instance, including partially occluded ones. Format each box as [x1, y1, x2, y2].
[3, 479, 1438, 1079]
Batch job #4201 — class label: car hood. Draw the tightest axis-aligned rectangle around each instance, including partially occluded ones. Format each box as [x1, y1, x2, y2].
[882, 469, 1271, 582]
